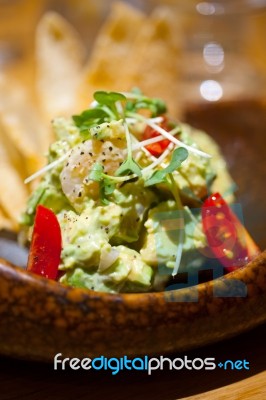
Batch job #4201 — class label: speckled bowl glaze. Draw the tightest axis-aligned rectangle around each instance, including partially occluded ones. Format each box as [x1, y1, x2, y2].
[0, 100, 265, 361]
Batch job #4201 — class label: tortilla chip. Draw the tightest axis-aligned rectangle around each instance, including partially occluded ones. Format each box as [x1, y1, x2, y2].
[0, 159, 28, 230]
[0, 111, 44, 176]
[0, 74, 46, 177]
[77, 1, 145, 109]
[0, 207, 15, 232]
[0, 94, 31, 229]
[122, 6, 182, 117]
[36, 11, 85, 120]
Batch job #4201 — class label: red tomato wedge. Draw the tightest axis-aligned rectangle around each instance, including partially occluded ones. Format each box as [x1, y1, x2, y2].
[143, 117, 171, 157]
[27, 205, 62, 280]
[202, 193, 260, 272]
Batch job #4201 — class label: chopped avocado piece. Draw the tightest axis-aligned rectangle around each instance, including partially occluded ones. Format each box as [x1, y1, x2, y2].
[90, 120, 125, 141]
[189, 127, 235, 203]
[21, 178, 72, 226]
[109, 180, 158, 244]
[141, 200, 207, 275]
[174, 125, 215, 203]
[108, 246, 153, 290]
[52, 117, 81, 146]
[60, 267, 119, 293]
[58, 208, 110, 270]
[60, 246, 153, 293]
[57, 189, 156, 272]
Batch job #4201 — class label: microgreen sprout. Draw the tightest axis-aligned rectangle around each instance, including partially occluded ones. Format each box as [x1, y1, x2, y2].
[89, 163, 137, 184]
[122, 90, 167, 117]
[145, 147, 188, 186]
[167, 173, 184, 276]
[126, 112, 211, 159]
[72, 89, 168, 135]
[72, 91, 127, 133]
[93, 91, 126, 106]
[89, 162, 138, 204]
[89, 163, 115, 204]
[93, 91, 126, 120]
[72, 109, 109, 133]
[115, 122, 142, 177]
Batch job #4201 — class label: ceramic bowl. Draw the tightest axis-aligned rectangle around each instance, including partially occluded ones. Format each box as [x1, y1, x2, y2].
[0, 100, 265, 361]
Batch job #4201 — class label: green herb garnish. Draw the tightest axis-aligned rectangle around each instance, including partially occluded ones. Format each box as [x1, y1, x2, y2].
[115, 122, 142, 177]
[72, 89, 167, 133]
[93, 91, 126, 105]
[72, 109, 109, 133]
[123, 89, 167, 116]
[89, 163, 116, 204]
[145, 147, 188, 186]
[93, 91, 126, 120]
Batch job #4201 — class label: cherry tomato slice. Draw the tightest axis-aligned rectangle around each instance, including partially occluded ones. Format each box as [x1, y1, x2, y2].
[202, 193, 260, 272]
[143, 117, 171, 157]
[27, 205, 62, 280]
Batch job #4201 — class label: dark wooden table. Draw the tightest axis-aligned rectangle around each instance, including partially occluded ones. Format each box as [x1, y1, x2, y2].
[0, 323, 265, 400]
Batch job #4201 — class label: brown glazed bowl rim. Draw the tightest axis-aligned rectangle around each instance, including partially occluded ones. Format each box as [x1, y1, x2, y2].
[0, 250, 266, 310]
[1, 250, 265, 303]
[0, 250, 265, 360]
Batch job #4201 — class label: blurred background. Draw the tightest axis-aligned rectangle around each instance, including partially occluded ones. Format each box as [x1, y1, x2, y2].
[1, 0, 266, 109]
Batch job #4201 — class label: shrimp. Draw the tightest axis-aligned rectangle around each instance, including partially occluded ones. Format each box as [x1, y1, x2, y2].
[60, 139, 124, 206]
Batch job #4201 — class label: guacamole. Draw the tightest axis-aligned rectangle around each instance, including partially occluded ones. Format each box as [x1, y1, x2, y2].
[21, 90, 234, 293]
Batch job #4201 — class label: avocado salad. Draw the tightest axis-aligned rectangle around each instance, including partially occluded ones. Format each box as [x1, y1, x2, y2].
[21, 89, 237, 293]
